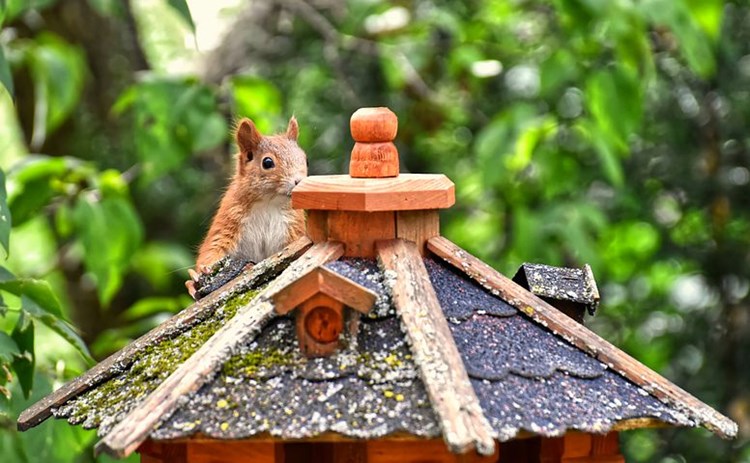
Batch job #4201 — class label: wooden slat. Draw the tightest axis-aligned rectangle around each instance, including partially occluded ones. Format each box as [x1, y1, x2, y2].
[332, 442, 367, 463]
[272, 266, 376, 315]
[396, 210, 440, 255]
[367, 440, 457, 463]
[95, 241, 344, 458]
[188, 441, 279, 463]
[317, 266, 377, 313]
[327, 211, 396, 257]
[16, 236, 313, 432]
[376, 239, 495, 456]
[426, 236, 738, 439]
[292, 174, 455, 212]
[306, 210, 329, 242]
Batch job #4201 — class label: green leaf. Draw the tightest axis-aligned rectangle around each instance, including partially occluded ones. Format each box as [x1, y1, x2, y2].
[25, 33, 87, 148]
[0, 278, 65, 318]
[0, 169, 11, 256]
[20, 297, 94, 364]
[73, 194, 143, 306]
[230, 76, 282, 133]
[640, 0, 716, 77]
[7, 155, 91, 227]
[167, 0, 195, 32]
[121, 296, 188, 321]
[121, 79, 225, 181]
[0, 331, 19, 364]
[131, 241, 194, 290]
[0, 44, 13, 98]
[11, 313, 34, 399]
[585, 66, 642, 152]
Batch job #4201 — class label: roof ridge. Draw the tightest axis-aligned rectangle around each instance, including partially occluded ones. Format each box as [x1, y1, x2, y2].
[94, 241, 344, 458]
[376, 239, 496, 455]
[426, 236, 738, 440]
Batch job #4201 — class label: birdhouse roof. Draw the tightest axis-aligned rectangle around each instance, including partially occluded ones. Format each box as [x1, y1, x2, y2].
[17, 237, 737, 458]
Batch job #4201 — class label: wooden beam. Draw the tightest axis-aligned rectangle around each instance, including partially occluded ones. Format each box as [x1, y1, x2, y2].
[306, 210, 328, 242]
[272, 266, 377, 315]
[426, 236, 738, 440]
[187, 441, 280, 463]
[327, 211, 396, 257]
[95, 241, 344, 459]
[396, 210, 440, 255]
[376, 239, 495, 456]
[317, 266, 377, 313]
[16, 236, 313, 432]
[292, 174, 455, 212]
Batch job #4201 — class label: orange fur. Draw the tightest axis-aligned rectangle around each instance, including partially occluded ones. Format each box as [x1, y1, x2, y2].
[195, 117, 307, 269]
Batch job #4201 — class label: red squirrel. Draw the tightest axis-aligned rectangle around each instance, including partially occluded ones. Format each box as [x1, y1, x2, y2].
[187, 117, 307, 297]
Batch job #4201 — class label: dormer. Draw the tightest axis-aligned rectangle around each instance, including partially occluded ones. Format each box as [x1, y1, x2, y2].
[271, 266, 376, 357]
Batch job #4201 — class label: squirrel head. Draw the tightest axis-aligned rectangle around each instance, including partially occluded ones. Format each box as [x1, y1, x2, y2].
[234, 116, 308, 199]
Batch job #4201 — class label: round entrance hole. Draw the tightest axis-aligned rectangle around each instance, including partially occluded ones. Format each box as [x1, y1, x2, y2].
[305, 306, 342, 343]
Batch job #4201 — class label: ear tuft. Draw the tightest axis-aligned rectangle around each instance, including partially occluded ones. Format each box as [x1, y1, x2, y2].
[236, 118, 262, 153]
[286, 116, 299, 141]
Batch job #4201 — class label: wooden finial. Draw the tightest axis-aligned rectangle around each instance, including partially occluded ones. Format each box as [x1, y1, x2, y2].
[349, 107, 399, 178]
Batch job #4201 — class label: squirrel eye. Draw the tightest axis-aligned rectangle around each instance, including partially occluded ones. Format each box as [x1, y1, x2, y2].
[262, 157, 275, 169]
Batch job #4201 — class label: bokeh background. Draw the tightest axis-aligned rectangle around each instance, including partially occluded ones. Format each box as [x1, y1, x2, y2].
[1, 0, 749, 461]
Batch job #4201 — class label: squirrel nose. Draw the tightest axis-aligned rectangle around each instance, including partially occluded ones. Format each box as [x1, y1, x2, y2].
[294, 177, 303, 185]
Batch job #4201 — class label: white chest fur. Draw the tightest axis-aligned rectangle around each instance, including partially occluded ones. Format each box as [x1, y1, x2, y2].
[233, 198, 293, 263]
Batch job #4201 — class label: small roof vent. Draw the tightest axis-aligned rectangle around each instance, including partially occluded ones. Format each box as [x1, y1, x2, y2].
[512, 263, 600, 323]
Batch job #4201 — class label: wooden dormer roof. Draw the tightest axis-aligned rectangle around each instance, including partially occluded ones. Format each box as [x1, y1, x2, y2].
[271, 265, 377, 315]
[17, 107, 738, 460]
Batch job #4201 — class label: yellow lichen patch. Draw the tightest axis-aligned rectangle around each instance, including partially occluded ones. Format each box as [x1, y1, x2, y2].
[384, 353, 402, 367]
[383, 390, 394, 398]
[395, 394, 404, 402]
[216, 399, 229, 409]
[220, 422, 230, 431]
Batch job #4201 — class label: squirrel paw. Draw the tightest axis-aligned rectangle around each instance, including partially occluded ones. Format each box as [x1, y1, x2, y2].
[185, 266, 214, 300]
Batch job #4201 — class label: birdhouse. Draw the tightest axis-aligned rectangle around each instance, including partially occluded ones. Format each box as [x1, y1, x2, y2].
[17, 107, 737, 463]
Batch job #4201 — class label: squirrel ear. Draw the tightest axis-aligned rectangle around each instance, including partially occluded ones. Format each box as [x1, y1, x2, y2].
[286, 116, 299, 141]
[236, 118, 262, 155]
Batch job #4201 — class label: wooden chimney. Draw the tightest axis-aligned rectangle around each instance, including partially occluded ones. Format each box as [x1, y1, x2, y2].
[292, 107, 455, 257]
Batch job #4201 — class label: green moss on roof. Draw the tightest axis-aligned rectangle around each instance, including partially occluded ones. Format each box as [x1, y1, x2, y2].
[54, 288, 261, 433]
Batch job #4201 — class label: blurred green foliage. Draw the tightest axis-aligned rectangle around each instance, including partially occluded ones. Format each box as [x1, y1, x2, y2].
[1, 0, 749, 461]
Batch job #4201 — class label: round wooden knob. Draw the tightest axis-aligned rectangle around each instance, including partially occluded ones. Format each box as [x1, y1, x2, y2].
[350, 107, 398, 142]
[305, 306, 343, 343]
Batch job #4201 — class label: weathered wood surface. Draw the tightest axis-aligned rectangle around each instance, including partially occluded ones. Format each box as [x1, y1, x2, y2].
[426, 236, 738, 440]
[396, 210, 440, 255]
[306, 210, 329, 242]
[376, 239, 495, 456]
[16, 236, 313, 432]
[327, 211, 396, 257]
[273, 266, 377, 315]
[292, 174, 455, 212]
[96, 241, 344, 458]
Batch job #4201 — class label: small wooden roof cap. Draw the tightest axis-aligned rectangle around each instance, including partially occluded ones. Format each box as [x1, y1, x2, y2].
[349, 107, 399, 178]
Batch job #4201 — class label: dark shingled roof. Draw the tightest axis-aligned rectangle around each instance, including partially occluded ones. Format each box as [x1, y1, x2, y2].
[50, 257, 692, 443]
